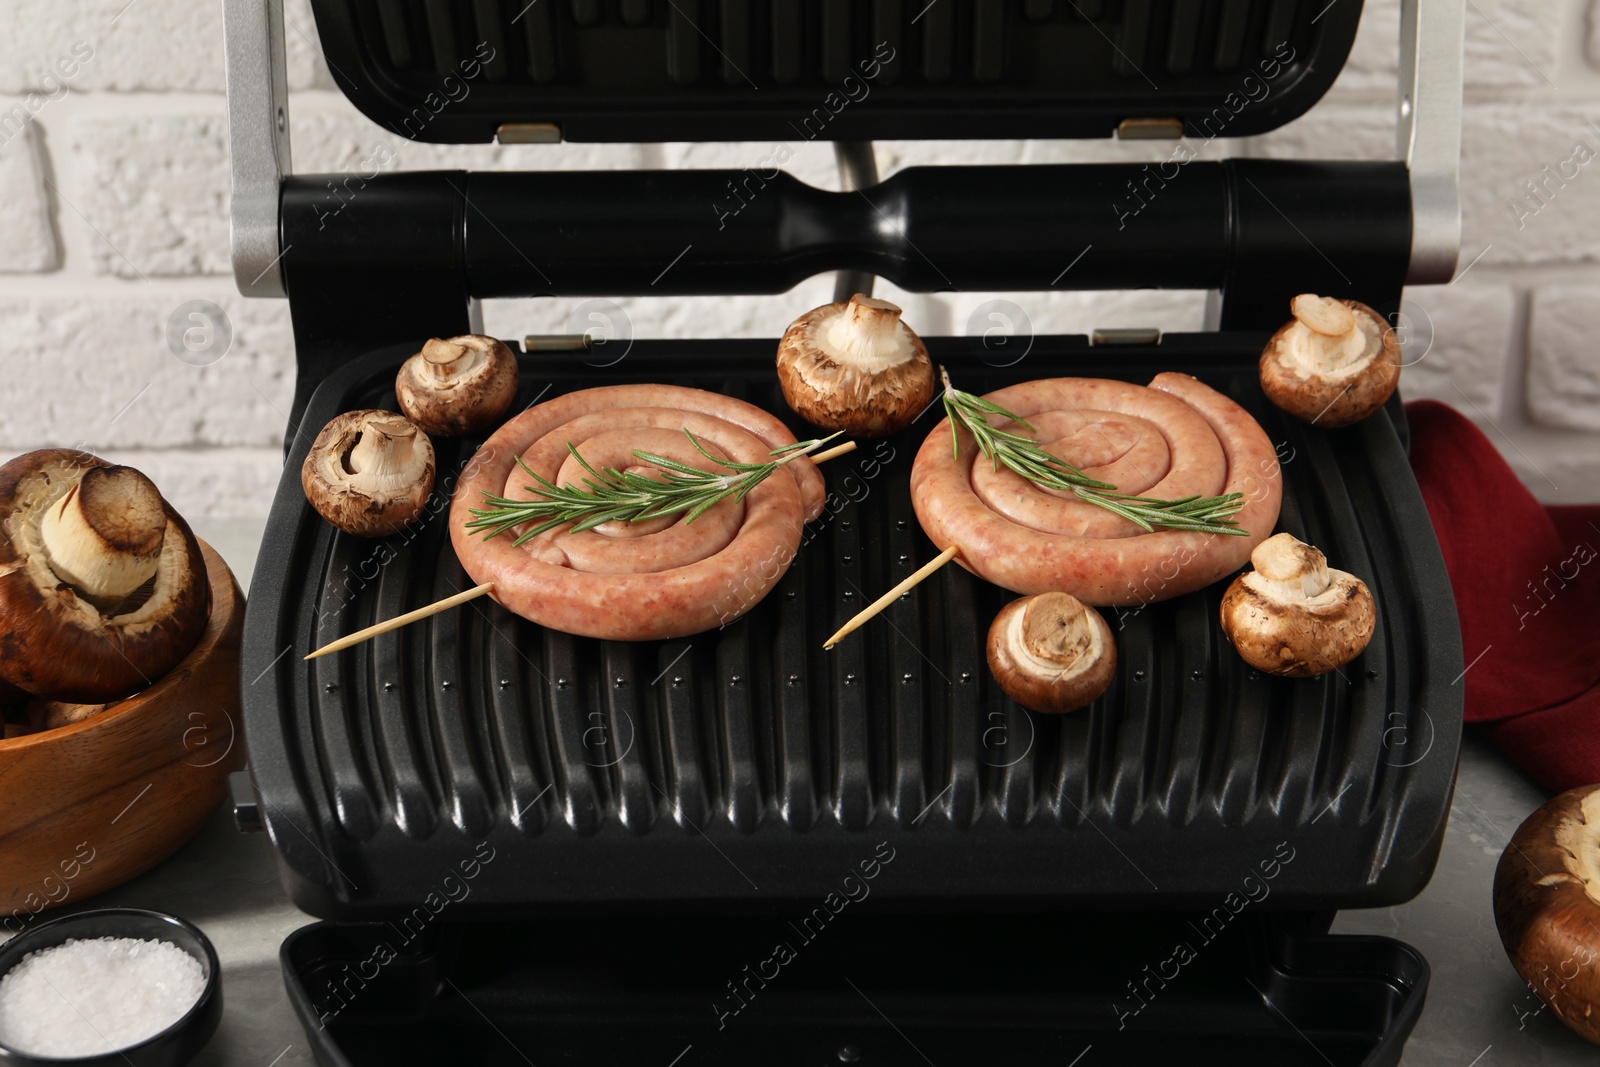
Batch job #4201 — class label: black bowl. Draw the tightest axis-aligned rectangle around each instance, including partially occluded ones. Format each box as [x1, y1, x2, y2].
[0, 908, 221, 1066]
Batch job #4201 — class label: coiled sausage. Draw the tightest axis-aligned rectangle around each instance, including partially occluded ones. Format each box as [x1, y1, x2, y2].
[450, 384, 825, 640]
[910, 374, 1283, 606]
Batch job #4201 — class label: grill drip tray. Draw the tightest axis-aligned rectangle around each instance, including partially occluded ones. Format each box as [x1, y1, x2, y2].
[281, 911, 1427, 1067]
[241, 334, 1462, 917]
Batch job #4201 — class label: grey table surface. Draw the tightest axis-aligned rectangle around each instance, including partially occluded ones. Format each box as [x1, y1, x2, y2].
[12, 517, 1590, 1067]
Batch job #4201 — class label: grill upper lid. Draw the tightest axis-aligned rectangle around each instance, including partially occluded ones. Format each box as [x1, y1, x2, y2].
[305, 0, 1364, 143]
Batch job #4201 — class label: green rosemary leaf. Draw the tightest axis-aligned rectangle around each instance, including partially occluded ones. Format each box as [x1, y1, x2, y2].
[939, 366, 1249, 538]
[467, 430, 844, 542]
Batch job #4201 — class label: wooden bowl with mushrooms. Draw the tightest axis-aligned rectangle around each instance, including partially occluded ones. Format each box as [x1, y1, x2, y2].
[0, 450, 246, 921]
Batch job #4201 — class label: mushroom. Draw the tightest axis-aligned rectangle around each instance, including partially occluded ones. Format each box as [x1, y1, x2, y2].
[776, 293, 936, 437]
[1218, 532, 1375, 677]
[24, 697, 108, 733]
[302, 410, 436, 537]
[395, 335, 519, 436]
[1494, 784, 1600, 1045]
[0, 450, 210, 703]
[986, 592, 1116, 714]
[1259, 294, 1400, 428]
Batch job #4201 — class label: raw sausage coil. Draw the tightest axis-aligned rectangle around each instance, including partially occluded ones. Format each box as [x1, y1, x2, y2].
[910, 374, 1283, 606]
[450, 384, 826, 640]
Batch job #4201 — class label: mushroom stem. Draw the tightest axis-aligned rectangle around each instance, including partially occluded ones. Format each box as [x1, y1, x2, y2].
[1016, 594, 1097, 676]
[347, 418, 427, 493]
[1553, 790, 1600, 904]
[1288, 294, 1370, 375]
[1250, 531, 1332, 599]
[38, 465, 166, 600]
[822, 294, 915, 372]
[987, 592, 1116, 713]
[421, 337, 480, 384]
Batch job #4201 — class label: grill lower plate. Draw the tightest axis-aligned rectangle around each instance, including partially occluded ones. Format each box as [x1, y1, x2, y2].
[241, 334, 1462, 918]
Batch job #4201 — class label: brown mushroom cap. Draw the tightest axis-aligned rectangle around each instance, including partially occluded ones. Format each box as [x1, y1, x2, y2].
[1219, 532, 1376, 678]
[776, 293, 936, 437]
[1259, 295, 1400, 428]
[302, 410, 436, 537]
[0, 450, 210, 703]
[986, 592, 1117, 714]
[1494, 784, 1600, 1046]
[395, 335, 519, 436]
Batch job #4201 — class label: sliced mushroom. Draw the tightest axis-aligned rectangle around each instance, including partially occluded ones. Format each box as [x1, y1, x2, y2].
[1494, 784, 1600, 1046]
[1219, 532, 1375, 677]
[302, 410, 436, 537]
[776, 293, 936, 437]
[0, 450, 210, 703]
[395, 335, 519, 436]
[1259, 294, 1400, 428]
[986, 592, 1116, 714]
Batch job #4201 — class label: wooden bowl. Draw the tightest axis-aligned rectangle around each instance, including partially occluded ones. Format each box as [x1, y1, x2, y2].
[0, 541, 246, 925]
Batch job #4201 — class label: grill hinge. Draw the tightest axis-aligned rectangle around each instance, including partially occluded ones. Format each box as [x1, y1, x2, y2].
[1116, 117, 1184, 140]
[523, 334, 594, 352]
[1092, 327, 1162, 346]
[497, 123, 563, 145]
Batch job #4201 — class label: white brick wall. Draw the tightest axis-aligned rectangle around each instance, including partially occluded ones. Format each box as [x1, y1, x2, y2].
[1, 0, 1597, 519]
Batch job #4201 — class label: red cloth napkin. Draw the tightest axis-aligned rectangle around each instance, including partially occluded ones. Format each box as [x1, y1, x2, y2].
[1407, 399, 1600, 793]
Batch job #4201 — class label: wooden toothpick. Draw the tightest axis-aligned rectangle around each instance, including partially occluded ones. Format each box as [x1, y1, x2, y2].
[302, 441, 860, 662]
[809, 440, 857, 465]
[823, 545, 960, 650]
[304, 583, 495, 660]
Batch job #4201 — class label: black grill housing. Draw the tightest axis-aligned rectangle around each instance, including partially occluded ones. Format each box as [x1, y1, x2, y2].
[242, 335, 1461, 919]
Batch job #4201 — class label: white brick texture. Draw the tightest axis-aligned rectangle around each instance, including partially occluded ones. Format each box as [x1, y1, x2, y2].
[1591, 0, 1600, 68]
[1462, 0, 1561, 88]
[70, 112, 231, 277]
[1397, 285, 1515, 415]
[1333, 0, 1561, 94]
[1462, 106, 1600, 267]
[3, 0, 1599, 513]
[88, 447, 289, 524]
[0, 123, 58, 271]
[0, 295, 294, 449]
[1526, 287, 1600, 431]
[0, 0, 330, 93]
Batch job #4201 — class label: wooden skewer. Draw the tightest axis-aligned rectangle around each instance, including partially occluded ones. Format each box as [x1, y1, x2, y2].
[823, 545, 960, 651]
[304, 582, 495, 660]
[302, 441, 859, 662]
[809, 440, 857, 465]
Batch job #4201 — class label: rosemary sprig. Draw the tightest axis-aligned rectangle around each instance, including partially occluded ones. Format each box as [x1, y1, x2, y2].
[465, 430, 841, 546]
[940, 368, 1248, 536]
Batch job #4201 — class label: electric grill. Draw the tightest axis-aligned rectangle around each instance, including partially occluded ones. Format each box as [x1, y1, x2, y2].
[224, 1, 1467, 1063]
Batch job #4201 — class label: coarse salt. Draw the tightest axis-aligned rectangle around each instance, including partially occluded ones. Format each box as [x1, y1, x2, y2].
[0, 935, 206, 1057]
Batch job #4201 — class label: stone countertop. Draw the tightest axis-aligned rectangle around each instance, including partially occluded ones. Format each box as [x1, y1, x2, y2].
[11, 517, 1589, 1067]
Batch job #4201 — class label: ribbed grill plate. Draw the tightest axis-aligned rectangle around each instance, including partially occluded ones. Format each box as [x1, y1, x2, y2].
[242, 335, 1461, 918]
